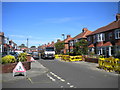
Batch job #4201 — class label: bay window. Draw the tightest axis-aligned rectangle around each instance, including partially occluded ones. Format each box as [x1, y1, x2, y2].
[115, 29, 120, 39]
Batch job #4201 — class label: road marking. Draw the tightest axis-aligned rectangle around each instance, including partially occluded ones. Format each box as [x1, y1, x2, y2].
[50, 72, 76, 88]
[60, 86, 63, 88]
[70, 85, 74, 88]
[27, 77, 33, 83]
[50, 72, 65, 82]
[47, 74, 56, 82]
[67, 82, 70, 85]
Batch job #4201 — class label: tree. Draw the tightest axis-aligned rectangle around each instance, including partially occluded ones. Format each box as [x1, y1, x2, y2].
[19, 44, 27, 48]
[54, 42, 64, 54]
[74, 39, 88, 55]
[30, 46, 36, 48]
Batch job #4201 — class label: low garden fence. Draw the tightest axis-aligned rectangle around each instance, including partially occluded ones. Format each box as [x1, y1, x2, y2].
[98, 57, 120, 73]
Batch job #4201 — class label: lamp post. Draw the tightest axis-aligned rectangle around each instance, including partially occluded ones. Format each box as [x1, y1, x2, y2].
[62, 34, 65, 40]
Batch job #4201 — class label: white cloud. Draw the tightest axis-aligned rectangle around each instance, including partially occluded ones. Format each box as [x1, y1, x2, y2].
[10, 35, 32, 39]
[41, 17, 83, 24]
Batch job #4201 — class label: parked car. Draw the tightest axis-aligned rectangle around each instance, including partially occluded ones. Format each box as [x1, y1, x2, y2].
[28, 52, 32, 56]
[32, 52, 39, 59]
[15, 50, 23, 54]
[9, 52, 19, 60]
[2, 52, 7, 57]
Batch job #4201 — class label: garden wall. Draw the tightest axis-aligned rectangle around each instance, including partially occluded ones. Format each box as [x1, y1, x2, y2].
[2, 61, 31, 73]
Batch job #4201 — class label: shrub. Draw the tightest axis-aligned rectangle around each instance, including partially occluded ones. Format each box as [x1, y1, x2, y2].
[18, 53, 27, 62]
[2, 55, 16, 64]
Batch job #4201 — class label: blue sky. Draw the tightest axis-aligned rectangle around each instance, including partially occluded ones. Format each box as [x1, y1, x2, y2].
[2, 2, 118, 47]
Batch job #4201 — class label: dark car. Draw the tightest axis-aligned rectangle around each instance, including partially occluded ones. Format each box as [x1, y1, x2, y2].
[32, 52, 39, 59]
[2, 52, 7, 57]
[9, 52, 19, 60]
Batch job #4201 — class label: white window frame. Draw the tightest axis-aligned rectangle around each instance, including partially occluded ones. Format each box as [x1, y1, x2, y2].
[97, 33, 105, 42]
[69, 41, 73, 46]
[115, 29, 120, 39]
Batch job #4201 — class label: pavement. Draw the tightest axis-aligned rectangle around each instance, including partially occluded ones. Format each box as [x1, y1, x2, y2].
[2, 60, 49, 82]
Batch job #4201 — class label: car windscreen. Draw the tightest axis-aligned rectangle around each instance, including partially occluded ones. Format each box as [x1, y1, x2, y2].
[32, 52, 38, 55]
[45, 47, 54, 51]
[9, 52, 17, 55]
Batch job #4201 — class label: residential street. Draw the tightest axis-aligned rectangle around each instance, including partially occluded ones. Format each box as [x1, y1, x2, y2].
[2, 58, 119, 88]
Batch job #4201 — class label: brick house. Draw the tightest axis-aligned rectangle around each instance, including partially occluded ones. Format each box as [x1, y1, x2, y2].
[0, 32, 18, 54]
[49, 41, 55, 47]
[0, 32, 4, 53]
[87, 14, 120, 57]
[68, 28, 92, 53]
[9, 40, 18, 52]
[63, 35, 73, 54]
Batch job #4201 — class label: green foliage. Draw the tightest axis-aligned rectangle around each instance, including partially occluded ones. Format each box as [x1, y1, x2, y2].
[2, 55, 16, 64]
[114, 51, 120, 59]
[98, 55, 104, 58]
[74, 39, 88, 55]
[18, 53, 27, 62]
[19, 44, 27, 48]
[55, 42, 64, 54]
[31, 46, 36, 48]
[89, 51, 95, 55]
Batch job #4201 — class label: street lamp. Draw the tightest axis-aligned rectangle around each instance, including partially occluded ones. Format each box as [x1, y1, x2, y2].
[62, 34, 65, 40]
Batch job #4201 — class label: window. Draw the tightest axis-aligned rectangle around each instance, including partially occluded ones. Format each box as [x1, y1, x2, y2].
[87, 36, 91, 42]
[74, 39, 78, 43]
[108, 32, 113, 40]
[69, 41, 73, 46]
[93, 35, 97, 43]
[97, 33, 105, 42]
[115, 29, 120, 39]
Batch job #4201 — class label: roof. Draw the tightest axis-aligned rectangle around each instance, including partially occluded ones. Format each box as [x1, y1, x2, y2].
[87, 18, 120, 36]
[102, 42, 112, 47]
[88, 44, 95, 47]
[64, 37, 73, 43]
[70, 28, 92, 40]
[96, 42, 104, 47]
[96, 42, 112, 47]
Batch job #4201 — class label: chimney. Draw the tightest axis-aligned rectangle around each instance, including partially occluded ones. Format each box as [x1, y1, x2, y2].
[51, 41, 54, 44]
[82, 28, 88, 32]
[67, 35, 71, 39]
[0, 32, 4, 36]
[116, 14, 120, 21]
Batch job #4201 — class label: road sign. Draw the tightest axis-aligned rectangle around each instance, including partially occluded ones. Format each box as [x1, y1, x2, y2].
[30, 57, 36, 62]
[13, 61, 26, 77]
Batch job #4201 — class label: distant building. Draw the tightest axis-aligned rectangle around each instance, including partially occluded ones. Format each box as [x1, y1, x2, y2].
[0, 32, 4, 53]
[87, 14, 120, 57]
[0, 32, 18, 54]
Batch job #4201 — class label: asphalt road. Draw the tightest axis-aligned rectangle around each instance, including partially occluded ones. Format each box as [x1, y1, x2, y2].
[38, 59, 119, 88]
[2, 58, 119, 89]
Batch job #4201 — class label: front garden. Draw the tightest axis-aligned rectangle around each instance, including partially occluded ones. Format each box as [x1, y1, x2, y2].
[1, 53, 31, 73]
